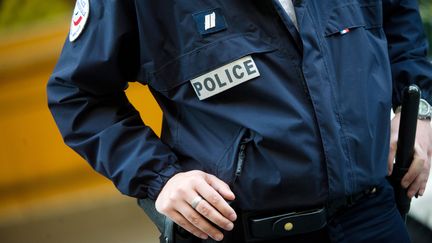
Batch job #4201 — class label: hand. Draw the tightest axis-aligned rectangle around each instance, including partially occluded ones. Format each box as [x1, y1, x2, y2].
[155, 170, 237, 241]
[388, 113, 432, 198]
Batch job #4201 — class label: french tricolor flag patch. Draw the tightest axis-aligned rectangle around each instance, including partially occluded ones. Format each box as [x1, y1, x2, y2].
[339, 28, 350, 35]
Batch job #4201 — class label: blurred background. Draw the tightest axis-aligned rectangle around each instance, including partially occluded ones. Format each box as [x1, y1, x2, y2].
[0, 0, 431, 242]
[0, 0, 160, 242]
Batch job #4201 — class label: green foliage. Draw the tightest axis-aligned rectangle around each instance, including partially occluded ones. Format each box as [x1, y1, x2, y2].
[0, 0, 72, 31]
[419, 0, 432, 56]
[420, 0, 432, 23]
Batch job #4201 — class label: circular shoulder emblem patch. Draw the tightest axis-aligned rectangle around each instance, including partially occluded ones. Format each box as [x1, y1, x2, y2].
[69, 0, 90, 42]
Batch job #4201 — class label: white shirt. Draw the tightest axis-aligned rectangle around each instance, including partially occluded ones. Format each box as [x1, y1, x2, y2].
[278, 0, 299, 30]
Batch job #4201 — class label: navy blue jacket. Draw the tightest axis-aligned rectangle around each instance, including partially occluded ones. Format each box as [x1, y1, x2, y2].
[47, 0, 432, 211]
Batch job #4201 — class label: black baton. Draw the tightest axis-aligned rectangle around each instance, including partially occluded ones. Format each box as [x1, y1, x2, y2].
[390, 84, 420, 222]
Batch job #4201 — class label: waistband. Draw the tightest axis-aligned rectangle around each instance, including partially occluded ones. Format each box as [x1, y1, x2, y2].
[138, 183, 383, 243]
[239, 184, 381, 242]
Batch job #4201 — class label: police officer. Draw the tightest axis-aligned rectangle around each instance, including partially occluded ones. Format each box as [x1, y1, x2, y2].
[48, 0, 432, 242]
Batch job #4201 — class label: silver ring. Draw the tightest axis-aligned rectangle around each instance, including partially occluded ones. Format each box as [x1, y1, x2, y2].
[191, 196, 203, 209]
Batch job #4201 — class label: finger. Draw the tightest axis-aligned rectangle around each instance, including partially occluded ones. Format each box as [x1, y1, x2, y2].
[418, 183, 427, 197]
[195, 181, 237, 222]
[402, 156, 424, 189]
[402, 146, 426, 189]
[206, 174, 236, 201]
[419, 158, 431, 197]
[195, 197, 235, 231]
[406, 167, 429, 198]
[170, 211, 209, 240]
[204, 174, 237, 221]
[406, 174, 423, 199]
[178, 201, 224, 241]
[184, 186, 234, 231]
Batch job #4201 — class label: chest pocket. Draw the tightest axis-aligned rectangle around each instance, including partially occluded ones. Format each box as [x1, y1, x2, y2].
[148, 33, 277, 101]
[324, 1, 383, 37]
[322, 0, 386, 82]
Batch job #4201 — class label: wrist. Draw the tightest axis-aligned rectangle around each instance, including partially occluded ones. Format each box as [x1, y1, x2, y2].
[393, 98, 432, 121]
[418, 99, 432, 120]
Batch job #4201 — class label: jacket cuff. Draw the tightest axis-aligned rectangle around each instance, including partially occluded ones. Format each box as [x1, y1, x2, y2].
[146, 164, 181, 200]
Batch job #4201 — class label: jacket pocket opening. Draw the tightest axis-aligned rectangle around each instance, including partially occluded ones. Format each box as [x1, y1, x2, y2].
[233, 129, 254, 182]
[324, 1, 382, 37]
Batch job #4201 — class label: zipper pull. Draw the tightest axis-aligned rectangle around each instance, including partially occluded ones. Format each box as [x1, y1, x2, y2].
[235, 139, 248, 177]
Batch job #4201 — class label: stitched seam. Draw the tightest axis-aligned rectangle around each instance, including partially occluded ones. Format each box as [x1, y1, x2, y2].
[307, 6, 357, 194]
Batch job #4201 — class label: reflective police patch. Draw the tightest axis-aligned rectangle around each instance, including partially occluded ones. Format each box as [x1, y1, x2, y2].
[190, 56, 260, 100]
[192, 8, 227, 36]
[69, 0, 90, 42]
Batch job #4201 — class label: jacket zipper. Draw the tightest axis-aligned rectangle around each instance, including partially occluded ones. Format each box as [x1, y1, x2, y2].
[235, 140, 247, 178]
[234, 131, 254, 182]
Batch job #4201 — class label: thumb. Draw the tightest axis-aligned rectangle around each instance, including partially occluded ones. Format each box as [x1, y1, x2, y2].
[387, 132, 398, 175]
[388, 141, 397, 176]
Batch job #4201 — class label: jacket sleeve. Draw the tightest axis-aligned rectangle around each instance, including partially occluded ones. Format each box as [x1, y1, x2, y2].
[383, 0, 432, 108]
[47, 0, 179, 199]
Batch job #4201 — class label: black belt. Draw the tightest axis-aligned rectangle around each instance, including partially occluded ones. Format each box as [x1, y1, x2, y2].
[241, 185, 379, 242]
[161, 186, 380, 243]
